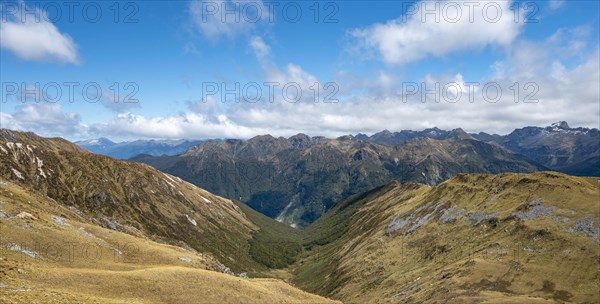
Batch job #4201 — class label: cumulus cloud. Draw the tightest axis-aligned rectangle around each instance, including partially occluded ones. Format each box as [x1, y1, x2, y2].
[12, 49, 596, 141]
[4, 82, 140, 113]
[3, 14, 597, 141]
[197, 25, 598, 137]
[83, 25, 598, 139]
[351, 0, 524, 65]
[248, 37, 320, 102]
[89, 112, 269, 139]
[0, 103, 87, 137]
[0, 2, 79, 64]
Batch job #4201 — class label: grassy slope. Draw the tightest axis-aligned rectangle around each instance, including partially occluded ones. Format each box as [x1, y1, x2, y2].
[0, 180, 339, 304]
[0, 130, 273, 274]
[293, 171, 600, 303]
[293, 181, 429, 295]
[2, 130, 598, 302]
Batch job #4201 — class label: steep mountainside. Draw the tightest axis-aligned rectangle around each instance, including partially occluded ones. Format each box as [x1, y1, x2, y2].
[0, 178, 337, 303]
[0, 129, 300, 274]
[75, 138, 204, 159]
[293, 172, 600, 303]
[133, 135, 544, 227]
[472, 122, 600, 176]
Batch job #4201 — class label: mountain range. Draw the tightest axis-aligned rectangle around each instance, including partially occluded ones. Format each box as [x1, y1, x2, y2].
[472, 122, 600, 176]
[75, 138, 206, 159]
[359, 122, 599, 177]
[132, 127, 553, 227]
[1, 129, 597, 303]
[74, 122, 598, 228]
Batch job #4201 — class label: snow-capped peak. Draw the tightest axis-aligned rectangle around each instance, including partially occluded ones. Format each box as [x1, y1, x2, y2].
[550, 121, 570, 130]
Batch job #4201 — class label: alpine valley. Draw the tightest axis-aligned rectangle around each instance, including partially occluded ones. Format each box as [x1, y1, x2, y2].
[1, 124, 598, 303]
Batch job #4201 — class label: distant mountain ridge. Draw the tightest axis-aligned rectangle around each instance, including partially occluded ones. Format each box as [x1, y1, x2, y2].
[133, 132, 545, 228]
[63, 122, 600, 228]
[356, 127, 475, 146]
[75, 137, 206, 159]
[354, 122, 598, 177]
[76, 122, 598, 176]
[471, 121, 600, 176]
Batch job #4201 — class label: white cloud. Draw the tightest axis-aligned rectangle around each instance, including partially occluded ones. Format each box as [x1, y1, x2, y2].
[214, 27, 598, 136]
[90, 112, 267, 139]
[351, 0, 524, 65]
[249, 37, 319, 102]
[0, 2, 79, 64]
[7, 82, 139, 113]
[84, 25, 599, 139]
[249, 36, 270, 58]
[189, 0, 269, 40]
[265, 63, 319, 92]
[9, 47, 597, 141]
[2, 16, 597, 141]
[0, 103, 87, 136]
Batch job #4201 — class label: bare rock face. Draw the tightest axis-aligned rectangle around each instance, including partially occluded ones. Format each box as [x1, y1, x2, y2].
[16, 211, 37, 220]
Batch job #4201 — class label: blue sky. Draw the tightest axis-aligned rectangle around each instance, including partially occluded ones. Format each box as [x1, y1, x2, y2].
[1, 0, 599, 140]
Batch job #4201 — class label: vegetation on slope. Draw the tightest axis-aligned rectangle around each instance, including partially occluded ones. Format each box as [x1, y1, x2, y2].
[0, 129, 281, 274]
[134, 134, 545, 228]
[293, 171, 600, 303]
[302, 183, 397, 249]
[0, 179, 339, 303]
[2, 129, 598, 303]
[234, 200, 302, 269]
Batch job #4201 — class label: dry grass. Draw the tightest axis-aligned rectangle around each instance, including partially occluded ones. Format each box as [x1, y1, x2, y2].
[294, 172, 600, 303]
[0, 180, 339, 304]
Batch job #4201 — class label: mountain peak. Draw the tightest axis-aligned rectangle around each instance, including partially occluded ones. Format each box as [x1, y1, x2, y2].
[550, 121, 570, 129]
[80, 137, 115, 146]
[355, 133, 369, 140]
[448, 128, 475, 140]
[337, 135, 355, 141]
[248, 134, 277, 142]
[376, 129, 392, 135]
